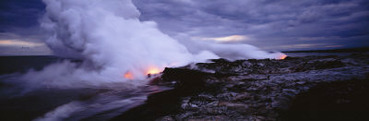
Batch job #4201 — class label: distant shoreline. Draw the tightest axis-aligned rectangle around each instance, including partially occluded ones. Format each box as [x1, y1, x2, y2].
[282, 47, 369, 53]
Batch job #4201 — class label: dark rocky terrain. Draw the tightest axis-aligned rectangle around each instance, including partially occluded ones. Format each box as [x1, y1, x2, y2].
[112, 53, 369, 121]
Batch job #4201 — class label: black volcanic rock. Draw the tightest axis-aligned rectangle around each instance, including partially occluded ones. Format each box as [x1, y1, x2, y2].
[280, 79, 369, 121]
[112, 54, 369, 121]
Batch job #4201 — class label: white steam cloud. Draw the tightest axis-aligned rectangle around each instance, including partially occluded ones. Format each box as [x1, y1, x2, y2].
[21, 0, 284, 89]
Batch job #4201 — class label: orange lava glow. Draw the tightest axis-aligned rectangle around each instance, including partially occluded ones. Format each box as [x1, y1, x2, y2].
[278, 54, 288, 60]
[123, 66, 163, 79]
[146, 66, 161, 75]
[124, 72, 134, 80]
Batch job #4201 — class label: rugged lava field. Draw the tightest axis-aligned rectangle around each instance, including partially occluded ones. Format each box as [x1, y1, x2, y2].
[112, 53, 369, 121]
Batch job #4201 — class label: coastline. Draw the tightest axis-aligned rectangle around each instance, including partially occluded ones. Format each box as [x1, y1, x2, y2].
[112, 53, 369, 120]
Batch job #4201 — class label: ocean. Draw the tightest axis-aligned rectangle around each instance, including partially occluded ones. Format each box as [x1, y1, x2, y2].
[0, 56, 170, 121]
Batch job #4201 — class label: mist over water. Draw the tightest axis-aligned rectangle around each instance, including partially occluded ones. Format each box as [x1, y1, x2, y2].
[19, 0, 284, 89]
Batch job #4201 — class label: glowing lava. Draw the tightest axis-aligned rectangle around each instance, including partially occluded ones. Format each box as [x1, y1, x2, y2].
[123, 66, 163, 80]
[146, 66, 162, 75]
[278, 54, 288, 60]
[124, 72, 134, 80]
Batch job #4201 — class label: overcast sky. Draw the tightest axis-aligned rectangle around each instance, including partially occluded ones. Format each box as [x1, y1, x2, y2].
[0, 0, 368, 55]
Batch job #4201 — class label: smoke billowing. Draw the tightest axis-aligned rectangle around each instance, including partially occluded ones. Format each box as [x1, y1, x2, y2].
[20, 0, 285, 89]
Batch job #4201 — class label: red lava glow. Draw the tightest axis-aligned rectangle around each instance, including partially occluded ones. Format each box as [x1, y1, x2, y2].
[124, 72, 134, 80]
[278, 54, 288, 60]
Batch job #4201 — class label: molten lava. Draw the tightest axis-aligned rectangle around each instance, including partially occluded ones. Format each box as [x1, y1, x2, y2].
[146, 66, 161, 75]
[123, 66, 163, 80]
[278, 54, 288, 60]
[124, 72, 134, 80]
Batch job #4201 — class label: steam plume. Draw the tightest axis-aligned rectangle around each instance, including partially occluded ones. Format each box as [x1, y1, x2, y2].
[21, 0, 284, 89]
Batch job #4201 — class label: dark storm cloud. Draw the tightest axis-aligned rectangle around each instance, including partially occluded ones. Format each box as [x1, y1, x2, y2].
[133, 0, 369, 50]
[0, 0, 368, 52]
[0, 0, 48, 55]
[0, 0, 45, 30]
[0, 0, 45, 41]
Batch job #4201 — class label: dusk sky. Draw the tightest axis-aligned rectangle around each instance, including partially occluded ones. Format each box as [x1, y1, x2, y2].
[0, 0, 368, 55]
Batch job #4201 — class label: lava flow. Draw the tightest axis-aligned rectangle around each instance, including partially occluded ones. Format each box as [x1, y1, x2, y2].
[124, 66, 163, 80]
[124, 72, 134, 80]
[278, 54, 288, 60]
[146, 66, 161, 75]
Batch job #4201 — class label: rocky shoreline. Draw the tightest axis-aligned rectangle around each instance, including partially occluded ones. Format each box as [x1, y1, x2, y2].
[111, 53, 369, 121]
